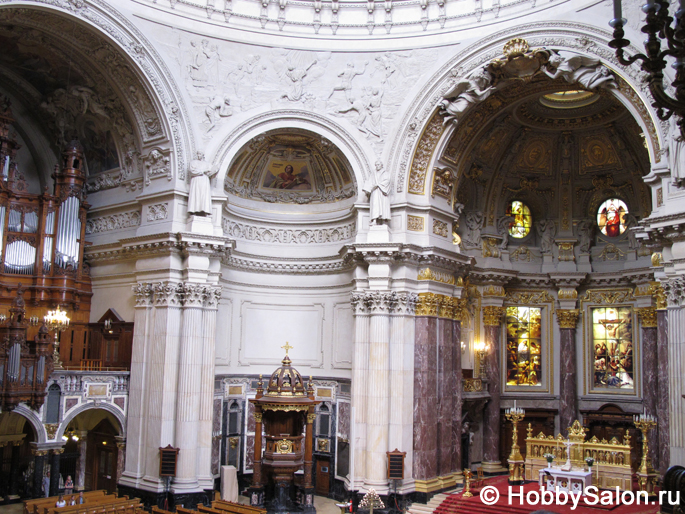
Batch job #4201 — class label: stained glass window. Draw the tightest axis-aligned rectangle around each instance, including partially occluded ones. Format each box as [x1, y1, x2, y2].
[505, 306, 541, 386]
[592, 307, 633, 389]
[597, 198, 628, 237]
[506, 201, 532, 238]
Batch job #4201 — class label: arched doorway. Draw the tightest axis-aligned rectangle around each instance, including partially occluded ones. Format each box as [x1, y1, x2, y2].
[0, 411, 37, 500]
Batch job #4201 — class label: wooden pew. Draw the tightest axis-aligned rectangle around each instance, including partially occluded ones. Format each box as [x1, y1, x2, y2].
[176, 507, 195, 514]
[151, 507, 175, 514]
[211, 500, 267, 514]
[45, 496, 138, 514]
[198, 505, 225, 514]
[26, 491, 108, 514]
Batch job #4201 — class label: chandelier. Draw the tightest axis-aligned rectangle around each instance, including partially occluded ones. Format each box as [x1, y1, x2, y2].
[609, 0, 685, 136]
[44, 307, 70, 369]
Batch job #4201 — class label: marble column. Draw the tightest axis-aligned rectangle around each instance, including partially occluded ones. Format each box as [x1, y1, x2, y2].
[173, 284, 206, 493]
[436, 297, 454, 478]
[197, 286, 221, 490]
[638, 307, 658, 469]
[350, 292, 370, 489]
[388, 293, 417, 479]
[32, 448, 48, 498]
[664, 279, 685, 467]
[115, 438, 126, 487]
[451, 298, 464, 474]
[482, 306, 505, 471]
[75, 432, 87, 491]
[49, 447, 64, 496]
[413, 293, 438, 481]
[556, 309, 580, 435]
[657, 307, 670, 476]
[366, 291, 392, 488]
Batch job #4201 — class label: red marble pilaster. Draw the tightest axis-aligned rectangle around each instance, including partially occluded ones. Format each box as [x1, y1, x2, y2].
[638, 307, 658, 470]
[451, 318, 463, 473]
[482, 306, 504, 465]
[657, 308, 669, 476]
[437, 317, 453, 477]
[413, 315, 438, 480]
[556, 309, 580, 435]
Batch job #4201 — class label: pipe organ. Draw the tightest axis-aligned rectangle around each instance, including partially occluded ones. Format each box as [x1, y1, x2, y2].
[0, 97, 92, 368]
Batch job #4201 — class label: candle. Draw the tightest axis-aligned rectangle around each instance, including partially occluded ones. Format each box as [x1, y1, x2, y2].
[613, 0, 621, 20]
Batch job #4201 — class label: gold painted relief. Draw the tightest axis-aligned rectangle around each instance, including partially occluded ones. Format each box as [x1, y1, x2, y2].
[515, 137, 553, 175]
[580, 135, 620, 173]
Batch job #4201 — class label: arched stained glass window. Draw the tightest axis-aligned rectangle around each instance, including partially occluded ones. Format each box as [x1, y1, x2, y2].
[506, 200, 532, 238]
[597, 198, 628, 237]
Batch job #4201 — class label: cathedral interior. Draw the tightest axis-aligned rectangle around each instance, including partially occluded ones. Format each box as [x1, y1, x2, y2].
[0, 0, 684, 512]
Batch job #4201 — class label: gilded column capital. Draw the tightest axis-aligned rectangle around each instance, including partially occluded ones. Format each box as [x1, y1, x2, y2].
[637, 307, 658, 328]
[53, 447, 65, 455]
[416, 292, 439, 316]
[254, 412, 263, 423]
[451, 297, 467, 321]
[482, 306, 506, 326]
[556, 309, 580, 329]
[437, 295, 453, 319]
[648, 282, 667, 310]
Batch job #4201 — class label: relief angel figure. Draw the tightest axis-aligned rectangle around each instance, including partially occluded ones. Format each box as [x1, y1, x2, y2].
[439, 67, 498, 124]
[543, 51, 616, 90]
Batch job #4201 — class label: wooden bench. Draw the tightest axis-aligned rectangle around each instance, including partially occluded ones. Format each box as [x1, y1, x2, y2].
[151, 507, 175, 514]
[45, 497, 138, 514]
[176, 507, 195, 514]
[211, 500, 267, 514]
[26, 491, 108, 514]
[198, 505, 226, 514]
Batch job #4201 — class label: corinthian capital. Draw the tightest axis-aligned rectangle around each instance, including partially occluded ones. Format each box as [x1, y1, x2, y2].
[555, 309, 580, 329]
[153, 282, 183, 307]
[482, 306, 505, 326]
[132, 282, 154, 307]
[392, 292, 418, 315]
[636, 307, 657, 328]
[416, 293, 439, 317]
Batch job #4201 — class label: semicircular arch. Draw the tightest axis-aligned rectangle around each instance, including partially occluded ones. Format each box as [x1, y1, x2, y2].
[58, 402, 126, 440]
[13, 404, 47, 443]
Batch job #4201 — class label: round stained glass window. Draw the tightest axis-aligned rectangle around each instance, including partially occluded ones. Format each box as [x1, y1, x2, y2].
[597, 198, 628, 237]
[506, 201, 532, 238]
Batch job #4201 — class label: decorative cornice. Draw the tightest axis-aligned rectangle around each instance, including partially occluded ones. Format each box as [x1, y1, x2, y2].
[226, 255, 351, 274]
[482, 306, 506, 326]
[417, 267, 459, 286]
[133, 281, 222, 308]
[86, 233, 232, 262]
[351, 291, 418, 315]
[222, 218, 356, 245]
[555, 309, 580, 329]
[636, 307, 657, 328]
[85, 211, 141, 235]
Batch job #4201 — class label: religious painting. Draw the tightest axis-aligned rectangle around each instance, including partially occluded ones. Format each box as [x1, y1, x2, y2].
[505, 306, 542, 386]
[262, 160, 312, 191]
[591, 307, 633, 389]
[506, 200, 532, 238]
[597, 198, 628, 237]
[81, 121, 119, 175]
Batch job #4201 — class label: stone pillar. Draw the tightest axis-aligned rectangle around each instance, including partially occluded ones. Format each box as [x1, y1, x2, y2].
[32, 448, 48, 498]
[197, 286, 221, 490]
[115, 438, 126, 487]
[413, 293, 438, 481]
[350, 292, 370, 489]
[436, 296, 454, 479]
[482, 306, 505, 473]
[657, 302, 670, 476]
[451, 298, 464, 474]
[49, 447, 64, 496]
[637, 307, 658, 469]
[75, 432, 87, 492]
[388, 293, 416, 482]
[556, 309, 580, 435]
[173, 284, 206, 494]
[366, 291, 392, 489]
[663, 278, 685, 467]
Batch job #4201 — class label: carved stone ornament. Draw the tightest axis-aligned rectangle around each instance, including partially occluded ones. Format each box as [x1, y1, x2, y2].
[431, 167, 455, 199]
[648, 282, 667, 310]
[636, 307, 657, 328]
[433, 219, 449, 237]
[407, 215, 425, 232]
[558, 288, 578, 300]
[85, 211, 141, 234]
[223, 219, 355, 244]
[144, 148, 172, 185]
[557, 241, 576, 262]
[482, 237, 501, 258]
[44, 423, 59, 440]
[556, 309, 580, 329]
[482, 306, 506, 326]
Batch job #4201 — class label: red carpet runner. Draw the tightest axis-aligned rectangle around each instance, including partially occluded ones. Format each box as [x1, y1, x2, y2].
[434, 476, 663, 514]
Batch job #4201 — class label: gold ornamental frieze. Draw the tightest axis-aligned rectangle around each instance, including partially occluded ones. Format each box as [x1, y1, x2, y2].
[636, 307, 657, 328]
[416, 293, 466, 320]
[556, 309, 580, 329]
[505, 290, 554, 304]
[408, 113, 445, 195]
[438, 295, 454, 319]
[483, 306, 506, 326]
[558, 288, 578, 300]
[580, 289, 635, 305]
[418, 268, 456, 285]
[648, 282, 667, 310]
[261, 403, 309, 413]
[482, 285, 506, 297]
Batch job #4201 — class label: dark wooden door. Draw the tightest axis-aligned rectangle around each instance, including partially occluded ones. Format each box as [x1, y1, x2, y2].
[315, 458, 330, 496]
[95, 445, 116, 493]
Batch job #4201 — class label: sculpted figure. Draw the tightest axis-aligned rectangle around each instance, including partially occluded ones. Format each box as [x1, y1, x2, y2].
[440, 67, 497, 124]
[624, 213, 639, 250]
[668, 114, 685, 186]
[462, 211, 484, 249]
[363, 161, 391, 225]
[205, 96, 233, 130]
[281, 60, 317, 102]
[497, 215, 516, 250]
[187, 152, 218, 216]
[543, 51, 616, 90]
[536, 219, 556, 254]
[328, 61, 368, 101]
[578, 218, 594, 253]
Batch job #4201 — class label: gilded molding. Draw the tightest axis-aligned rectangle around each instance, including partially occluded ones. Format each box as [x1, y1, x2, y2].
[416, 292, 439, 317]
[558, 288, 578, 300]
[505, 290, 554, 304]
[407, 215, 425, 232]
[482, 285, 506, 297]
[417, 268, 456, 285]
[44, 423, 59, 440]
[648, 282, 667, 310]
[556, 309, 580, 329]
[307, 413, 317, 424]
[580, 290, 635, 304]
[482, 306, 505, 326]
[408, 113, 444, 195]
[636, 307, 657, 328]
[451, 297, 467, 321]
[437, 295, 453, 319]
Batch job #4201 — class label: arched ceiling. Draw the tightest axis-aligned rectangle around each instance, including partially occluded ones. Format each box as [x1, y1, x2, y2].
[224, 129, 357, 208]
[0, 7, 165, 192]
[441, 79, 651, 230]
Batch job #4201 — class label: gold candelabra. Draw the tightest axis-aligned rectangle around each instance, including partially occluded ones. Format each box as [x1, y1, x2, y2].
[462, 469, 473, 498]
[505, 405, 525, 483]
[634, 413, 658, 492]
[44, 307, 70, 369]
[475, 341, 489, 378]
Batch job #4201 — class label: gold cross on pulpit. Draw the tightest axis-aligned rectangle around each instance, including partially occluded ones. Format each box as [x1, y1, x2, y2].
[281, 342, 293, 355]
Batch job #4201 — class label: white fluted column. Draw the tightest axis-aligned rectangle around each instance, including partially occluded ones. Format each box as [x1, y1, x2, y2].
[172, 284, 206, 493]
[351, 292, 370, 489]
[665, 278, 685, 466]
[366, 291, 392, 489]
[197, 285, 221, 490]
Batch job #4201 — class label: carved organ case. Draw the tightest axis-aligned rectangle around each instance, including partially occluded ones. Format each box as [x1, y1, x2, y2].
[0, 99, 92, 361]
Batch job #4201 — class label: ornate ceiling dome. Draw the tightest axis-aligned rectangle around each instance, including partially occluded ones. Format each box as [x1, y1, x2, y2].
[224, 129, 356, 207]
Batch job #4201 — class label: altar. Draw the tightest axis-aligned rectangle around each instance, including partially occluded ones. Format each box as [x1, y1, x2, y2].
[538, 468, 592, 494]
